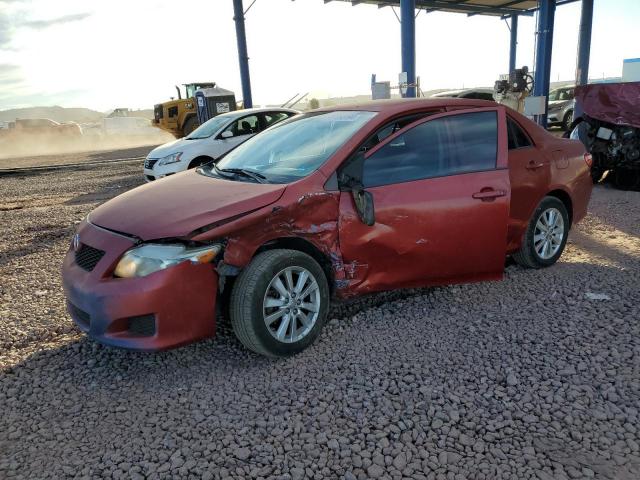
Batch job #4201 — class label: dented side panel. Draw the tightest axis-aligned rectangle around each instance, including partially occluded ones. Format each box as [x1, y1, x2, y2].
[337, 170, 511, 295]
[191, 185, 351, 289]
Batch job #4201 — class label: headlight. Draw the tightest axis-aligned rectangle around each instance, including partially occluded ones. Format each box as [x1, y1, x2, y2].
[114, 243, 221, 278]
[157, 152, 183, 166]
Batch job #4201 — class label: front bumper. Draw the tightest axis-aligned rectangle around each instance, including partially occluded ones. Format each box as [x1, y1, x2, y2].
[547, 111, 562, 123]
[144, 160, 187, 182]
[61, 220, 218, 351]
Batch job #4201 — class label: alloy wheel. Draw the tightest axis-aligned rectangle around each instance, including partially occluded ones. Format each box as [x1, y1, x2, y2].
[263, 266, 320, 343]
[534, 207, 565, 260]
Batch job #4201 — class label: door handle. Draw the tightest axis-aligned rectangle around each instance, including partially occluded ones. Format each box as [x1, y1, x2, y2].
[526, 160, 545, 170]
[472, 189, 506, 201]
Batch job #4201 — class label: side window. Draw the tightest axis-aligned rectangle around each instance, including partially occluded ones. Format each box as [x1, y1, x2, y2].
[359, 112, 438, 153]
[223, 115, 259, 137]
[507, 117, 532, 150]
[263, 112, 290, 128]
[363, 111, 497, 188]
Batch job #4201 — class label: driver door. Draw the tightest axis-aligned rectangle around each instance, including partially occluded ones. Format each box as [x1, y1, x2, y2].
[337, 107, 511, 294]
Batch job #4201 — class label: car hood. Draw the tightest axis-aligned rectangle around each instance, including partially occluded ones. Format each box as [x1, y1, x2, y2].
[148, 137, 204, 158]
[548, 99, 571, 109]
[89, 170, 286, 240]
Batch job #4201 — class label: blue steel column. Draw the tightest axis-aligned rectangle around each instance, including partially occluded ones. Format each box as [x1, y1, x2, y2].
[532, 0, 556, 128]
[509, 15, 518, 73]
[400, 0, 416, 98]
[575, 0, 594, 85]
[233, 0, 253, 108]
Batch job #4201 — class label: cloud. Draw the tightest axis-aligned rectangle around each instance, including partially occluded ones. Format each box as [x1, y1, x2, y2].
[0, 9, 91, 49]
[21, 12, 91, 29]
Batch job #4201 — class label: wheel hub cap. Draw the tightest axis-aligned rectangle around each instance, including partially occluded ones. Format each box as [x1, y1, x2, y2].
[534, 207, 565, 260]
[263, 266, 320, 344]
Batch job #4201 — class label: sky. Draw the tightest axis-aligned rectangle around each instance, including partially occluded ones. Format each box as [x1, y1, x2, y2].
[0, 0, 638, 112]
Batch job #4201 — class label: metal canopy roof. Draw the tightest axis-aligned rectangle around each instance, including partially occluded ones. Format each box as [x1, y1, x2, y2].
[328, 0, 578, 17]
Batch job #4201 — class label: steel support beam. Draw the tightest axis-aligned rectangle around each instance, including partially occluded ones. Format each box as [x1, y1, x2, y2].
[532, 0, 556, 128]
[509, 14, 518, 73]
[575, 0, 593, 85]
[233, 0, 253, 108]
[400, 0, 416, 98]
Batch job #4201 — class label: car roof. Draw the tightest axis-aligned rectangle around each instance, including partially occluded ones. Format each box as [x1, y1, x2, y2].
[314, 98, 497, 116]
[432, 88, 495, 97]
[216, 107, 299, 120]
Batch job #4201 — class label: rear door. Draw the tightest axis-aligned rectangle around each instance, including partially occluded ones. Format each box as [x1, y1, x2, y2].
[505, 116, 551, 251]
[337, 107, 511, 294]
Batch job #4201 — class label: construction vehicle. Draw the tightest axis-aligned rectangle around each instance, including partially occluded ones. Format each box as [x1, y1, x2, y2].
[153, 83, 237, 138]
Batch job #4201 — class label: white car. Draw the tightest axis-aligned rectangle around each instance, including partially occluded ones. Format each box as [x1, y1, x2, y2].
[143, 107, 298, 181]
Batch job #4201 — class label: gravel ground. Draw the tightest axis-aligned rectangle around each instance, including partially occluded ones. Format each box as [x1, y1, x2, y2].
[1, 153, 639, 480]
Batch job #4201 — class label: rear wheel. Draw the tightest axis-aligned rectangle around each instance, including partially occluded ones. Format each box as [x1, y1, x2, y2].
[513, 196, 569, 269]
[230, 249, 329, 357]
[182, 116, 199, 137]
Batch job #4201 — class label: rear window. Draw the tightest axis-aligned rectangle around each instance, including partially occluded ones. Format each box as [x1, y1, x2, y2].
[507, 117, 532, 150]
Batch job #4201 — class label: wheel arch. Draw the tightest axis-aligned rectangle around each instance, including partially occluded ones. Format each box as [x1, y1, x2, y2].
[546, 189, 573, 227]
[254, 237, 336, 295]
[188, 155, 215, 169]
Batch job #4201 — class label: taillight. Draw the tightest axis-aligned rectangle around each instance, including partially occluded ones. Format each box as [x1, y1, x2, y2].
[584, 153, 593, 167]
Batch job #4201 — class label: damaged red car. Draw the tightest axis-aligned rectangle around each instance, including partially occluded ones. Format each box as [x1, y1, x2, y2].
[62, 99, 592, 357]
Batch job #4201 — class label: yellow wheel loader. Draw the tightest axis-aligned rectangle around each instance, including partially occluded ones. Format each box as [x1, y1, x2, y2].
[152, 83, 236, 138]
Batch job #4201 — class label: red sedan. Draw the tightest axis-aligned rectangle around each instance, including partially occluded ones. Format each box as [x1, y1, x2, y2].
[62, 99, 592, 357]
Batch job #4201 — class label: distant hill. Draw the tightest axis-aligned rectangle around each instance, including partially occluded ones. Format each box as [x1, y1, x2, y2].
[0, 106, 104, 124]
[0, 106, 154, 124]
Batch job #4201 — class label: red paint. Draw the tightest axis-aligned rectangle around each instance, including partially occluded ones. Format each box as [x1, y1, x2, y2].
[63, 98, 593, 350]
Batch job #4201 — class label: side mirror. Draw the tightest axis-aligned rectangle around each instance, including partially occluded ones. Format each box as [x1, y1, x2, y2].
[352, 189, 375, 226]
[220, 130, 233, 139]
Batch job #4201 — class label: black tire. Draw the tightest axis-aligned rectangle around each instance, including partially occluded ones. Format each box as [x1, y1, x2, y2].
[562, 110, 574, 132]
[182, 116, 199, 137]
[188, 156, 213, 169]
[230, 249, 330, 358]
[513, 196, 570, 269]
[612, 168, 640, 191]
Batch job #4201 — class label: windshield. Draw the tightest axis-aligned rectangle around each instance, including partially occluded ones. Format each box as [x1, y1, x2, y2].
[548, 88, 573, 101]
[186, 116, 231, 140]
[202, 110, 377, 183]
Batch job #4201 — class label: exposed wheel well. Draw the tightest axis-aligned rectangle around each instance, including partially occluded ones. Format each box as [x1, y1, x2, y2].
[547, 190, 573, 226]
[255, 237, 335, 294]
[188, 156, 214, 169]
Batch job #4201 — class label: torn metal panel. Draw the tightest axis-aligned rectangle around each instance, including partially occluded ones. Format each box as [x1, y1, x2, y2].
[192, 189, 357, 297]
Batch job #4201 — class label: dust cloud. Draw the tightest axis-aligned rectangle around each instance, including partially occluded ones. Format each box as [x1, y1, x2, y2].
[0, 130, 175, 164]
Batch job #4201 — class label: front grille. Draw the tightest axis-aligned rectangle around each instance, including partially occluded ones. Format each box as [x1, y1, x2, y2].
[75, 244, 105, 272]
[67, 301, 90, 328]
[144, 158, 158, 170]
[128, 315, 156, 337]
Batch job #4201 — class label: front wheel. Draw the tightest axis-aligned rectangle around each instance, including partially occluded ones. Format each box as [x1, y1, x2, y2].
[230, 249, 329, 357]
[513, 197, 570, 269]
[562, 110, 574, 132]
[182, 116, 199, 137]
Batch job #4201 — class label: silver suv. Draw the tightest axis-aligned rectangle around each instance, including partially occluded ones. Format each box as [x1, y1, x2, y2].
[547, 86, 575, 131]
